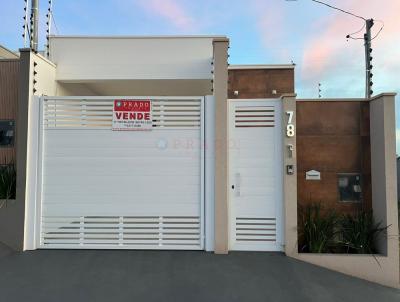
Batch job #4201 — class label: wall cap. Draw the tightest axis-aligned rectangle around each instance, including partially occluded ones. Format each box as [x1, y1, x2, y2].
[33, 52, 57, 68]
[280, 93, 297, 99]
[0, 58, 20, 62]
[50, 35, 228, 40]
[297, 98, 366, 102]
[212, 37, 230, 43]
[369, 92, 397, 101]
[229, 64, 295, 70]
[296, 93, 397, 103]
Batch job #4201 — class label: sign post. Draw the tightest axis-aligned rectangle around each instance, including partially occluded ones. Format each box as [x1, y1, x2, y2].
[112, 99, 152, 131]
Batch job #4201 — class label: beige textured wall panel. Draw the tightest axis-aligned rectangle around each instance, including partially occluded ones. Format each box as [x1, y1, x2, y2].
[213, 39, 229, 254]
[281, 95, 297, 256]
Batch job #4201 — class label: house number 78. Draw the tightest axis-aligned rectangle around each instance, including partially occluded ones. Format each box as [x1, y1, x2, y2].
[286, 111, 295, 137]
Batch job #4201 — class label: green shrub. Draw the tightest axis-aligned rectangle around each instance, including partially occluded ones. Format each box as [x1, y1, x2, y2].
[299, 203, 388, 254]
[0, 164, 16, 204]
[298, 204, 340, 253]
[338, 211, 387, 254]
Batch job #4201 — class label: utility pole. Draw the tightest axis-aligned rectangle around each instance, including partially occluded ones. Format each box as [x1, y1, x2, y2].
[364, 19, 374, 99]
[30, 0, 39, 52]
[287, 1, 382, 99]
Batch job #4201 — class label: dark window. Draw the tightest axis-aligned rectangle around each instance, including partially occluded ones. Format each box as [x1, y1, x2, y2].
[0, 120, 15, 147]
[338, 173, 362, 203]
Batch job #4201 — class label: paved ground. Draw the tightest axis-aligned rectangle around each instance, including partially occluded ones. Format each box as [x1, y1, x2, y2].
[0, 244, 399, 302]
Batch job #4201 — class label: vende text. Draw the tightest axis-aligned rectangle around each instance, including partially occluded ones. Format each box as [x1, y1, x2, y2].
[115, 112, 151, 120]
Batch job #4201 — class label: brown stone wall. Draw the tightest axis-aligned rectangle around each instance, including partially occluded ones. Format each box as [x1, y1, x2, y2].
[0, 59, 19, 165]
[228, 68, 294, 99]
[297, 101, 371, 214]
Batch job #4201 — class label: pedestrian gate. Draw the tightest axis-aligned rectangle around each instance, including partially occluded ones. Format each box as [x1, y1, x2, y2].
[229, 99, 283, 251]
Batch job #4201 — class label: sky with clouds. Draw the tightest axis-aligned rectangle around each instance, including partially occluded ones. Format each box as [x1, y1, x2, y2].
[1, 0, 399, 149]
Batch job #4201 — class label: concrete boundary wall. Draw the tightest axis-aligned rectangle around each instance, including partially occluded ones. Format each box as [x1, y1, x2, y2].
[15, 49, 56, 251]
[281, 95, 298, 255]
[212, 38, 229, 254]
[286, 93, 400, 288]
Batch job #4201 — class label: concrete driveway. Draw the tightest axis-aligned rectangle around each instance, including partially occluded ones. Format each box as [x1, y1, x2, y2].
[0, 243, 399, 302]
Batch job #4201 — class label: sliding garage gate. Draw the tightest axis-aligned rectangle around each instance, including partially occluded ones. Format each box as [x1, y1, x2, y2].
[37, 97, 204, 250]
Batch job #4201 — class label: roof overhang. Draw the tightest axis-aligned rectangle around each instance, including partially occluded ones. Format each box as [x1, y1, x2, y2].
[0, 45, 19, 59]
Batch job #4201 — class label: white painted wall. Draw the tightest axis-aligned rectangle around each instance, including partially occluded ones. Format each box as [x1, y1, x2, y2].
[24, 53, 57, 251]
[49, 36, 223, 81]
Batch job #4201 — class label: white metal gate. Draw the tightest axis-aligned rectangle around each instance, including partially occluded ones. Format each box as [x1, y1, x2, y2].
[229, 99, 283, 251]
[36, 96, 204, 250]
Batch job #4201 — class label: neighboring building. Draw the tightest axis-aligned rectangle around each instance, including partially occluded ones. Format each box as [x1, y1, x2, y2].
[0, 45, 19, 165]
[0, 45, 18, 59]
[0, 36, 398, 288]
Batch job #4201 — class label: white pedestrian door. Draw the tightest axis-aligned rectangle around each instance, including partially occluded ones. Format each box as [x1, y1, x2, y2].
[37, 97, 204, 250]
[229, 99, 283, 251]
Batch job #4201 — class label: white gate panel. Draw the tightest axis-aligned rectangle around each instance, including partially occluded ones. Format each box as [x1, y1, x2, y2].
[229, 99, 283, 251]
[37, 97, 204, 250]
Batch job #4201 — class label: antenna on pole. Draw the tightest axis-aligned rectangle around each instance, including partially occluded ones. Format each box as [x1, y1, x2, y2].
[30, 0, 39, 52]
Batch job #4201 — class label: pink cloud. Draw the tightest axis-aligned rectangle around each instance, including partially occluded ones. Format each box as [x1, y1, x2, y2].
[251, 0, 290, 61]
[301, 0, 400, 85]
[138, 0, 195, 31]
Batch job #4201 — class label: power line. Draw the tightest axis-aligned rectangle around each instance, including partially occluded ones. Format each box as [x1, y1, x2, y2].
[50, 11, 60, 34]
[310, 0, 366, 20]
[306, 0, 381, 98]
[371, 20, 384, 41]
[348, 23, 365, 37]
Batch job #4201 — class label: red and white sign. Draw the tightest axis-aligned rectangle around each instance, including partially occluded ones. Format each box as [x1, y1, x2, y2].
[112, 99, 152, 131]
